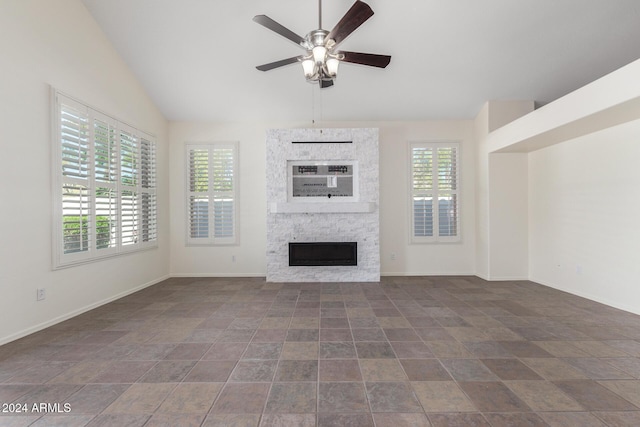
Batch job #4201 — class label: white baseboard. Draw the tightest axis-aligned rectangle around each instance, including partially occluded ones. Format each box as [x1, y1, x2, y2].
[170, 273, 266, 278]
[0, 275, 169, 346]
[486, 276, 529, 281]
[475, 272, 490, 281]
[380, 271, 476, 277]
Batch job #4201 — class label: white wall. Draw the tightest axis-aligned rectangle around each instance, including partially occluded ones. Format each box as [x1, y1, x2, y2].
[169, 122, 269, 277]
[169, 120, 476, 277]
[474, 104, 491, 279]
[379, 122, 476, 276]
[488, 153, 529, 279]
[0, 0, 169, 344]
[488, 58, 640, 314]
[475, 101, 534, 280]
[529, 119, 640, 314]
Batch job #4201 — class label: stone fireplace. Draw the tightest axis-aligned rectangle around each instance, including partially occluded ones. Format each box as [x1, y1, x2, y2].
[266, 128, 380, 282]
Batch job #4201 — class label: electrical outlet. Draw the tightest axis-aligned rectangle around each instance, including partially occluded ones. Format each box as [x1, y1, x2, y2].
[232, 255, 236, 263]
[390, 252, 397, 261]
[36, 288, 46, 301]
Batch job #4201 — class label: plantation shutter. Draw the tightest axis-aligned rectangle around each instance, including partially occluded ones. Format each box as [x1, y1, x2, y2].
[120, 126, 138, 246]
[412, 147, 434, 237]
[186, 143, 238, 245]
[93, 113, 118, 251]
[211, 147, 235, 238]
[141, 137, 157, 243]
[437, 146, 458, 237]
[95, 187, 116, 250]
[120, 129, 138, 187]
[60, 101, 91, 254]
[62, 184, 91, 254]
[61, 105, 90, 180]
[411, 142, 460, 242]
[188, 148, 209, 240]
[53, 90, 158, 268]
[94, 117, 117, 183]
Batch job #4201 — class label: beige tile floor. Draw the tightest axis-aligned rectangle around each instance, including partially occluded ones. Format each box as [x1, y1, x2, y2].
[1, 276, 640, 426]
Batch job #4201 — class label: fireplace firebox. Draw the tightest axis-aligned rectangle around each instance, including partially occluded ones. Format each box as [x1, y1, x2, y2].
[289, 242, 357, 266]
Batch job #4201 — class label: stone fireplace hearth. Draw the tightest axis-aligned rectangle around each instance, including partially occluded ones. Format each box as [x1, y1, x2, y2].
[266, 128, 380, 282]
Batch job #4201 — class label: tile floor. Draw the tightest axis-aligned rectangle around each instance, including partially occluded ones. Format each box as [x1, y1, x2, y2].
[1, 276, 640, 426]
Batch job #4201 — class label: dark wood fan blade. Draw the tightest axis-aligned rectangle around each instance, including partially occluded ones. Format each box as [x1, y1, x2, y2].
[256, 56, 302, 71]
[324, 1, 374, 47]
[253, 15, 306, 47]
[320, 79, 334, 89]
[340, 51, 391, 68]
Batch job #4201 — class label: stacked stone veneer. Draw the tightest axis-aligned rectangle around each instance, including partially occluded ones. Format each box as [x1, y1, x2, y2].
[266, 128, 380, 282]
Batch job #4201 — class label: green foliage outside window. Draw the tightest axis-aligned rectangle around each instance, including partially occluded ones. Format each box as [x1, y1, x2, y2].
[63, 215, 111, 252]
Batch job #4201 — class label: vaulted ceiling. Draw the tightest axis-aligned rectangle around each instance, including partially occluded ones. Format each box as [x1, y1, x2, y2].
[82, 0, 640, 122]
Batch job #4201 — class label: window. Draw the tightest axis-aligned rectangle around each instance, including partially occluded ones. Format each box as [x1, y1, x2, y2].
[53, 90, 157, 268]
[186, 143, 238, 245]
[410, 142, 460, 242]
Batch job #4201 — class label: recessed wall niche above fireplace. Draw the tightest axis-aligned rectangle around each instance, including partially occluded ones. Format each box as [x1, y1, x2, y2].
[288, 160, 358, 201]
[266, 128, 380, 282]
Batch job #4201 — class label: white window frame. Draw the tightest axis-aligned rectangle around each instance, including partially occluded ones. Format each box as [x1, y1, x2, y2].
[52, 89, 157, 269]
[409, 141, 461, 243]
[185, 142, 239, 246]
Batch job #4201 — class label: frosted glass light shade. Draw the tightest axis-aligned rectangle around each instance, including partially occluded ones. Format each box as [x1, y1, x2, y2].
[326, 57, 340, 77]
[302, 58, 316, 78]
[312, 46, 327, 64]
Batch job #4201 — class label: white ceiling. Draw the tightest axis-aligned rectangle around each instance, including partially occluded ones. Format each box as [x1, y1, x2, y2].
[81, 0, 640, 122]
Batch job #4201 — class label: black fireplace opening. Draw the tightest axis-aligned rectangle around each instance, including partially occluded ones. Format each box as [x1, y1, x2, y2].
[289, 242, 357, 266]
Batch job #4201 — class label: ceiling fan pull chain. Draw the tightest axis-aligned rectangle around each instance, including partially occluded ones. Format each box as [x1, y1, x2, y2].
[312, 86, 315, 126]
[320, 85, 324, 123]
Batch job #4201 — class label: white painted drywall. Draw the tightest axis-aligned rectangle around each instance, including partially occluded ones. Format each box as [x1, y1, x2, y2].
[0, 0, 169, 344]
[168, 122, 269, 277]
[488, 153, 529, 279]
[479, 59, 640, 312]
[475, 101, 534, 280]
[474, 104, 491, 280]
[486, 101, 533, 280]
[529, 119, 640, 315]
[379, 121, 476, 276]
[169, 120, 476, 277]
[488, 58, 640, 154]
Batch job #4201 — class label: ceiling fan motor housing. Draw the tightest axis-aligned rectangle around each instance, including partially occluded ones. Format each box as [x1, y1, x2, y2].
[305, 30, 332, 50]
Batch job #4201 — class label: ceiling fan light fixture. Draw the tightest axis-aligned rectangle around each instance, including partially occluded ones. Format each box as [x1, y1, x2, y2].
[312, 45, 327, 65]
[301, 57, 316, 78]
[253, 1, 391, 88]
[326, 56, 340, 77]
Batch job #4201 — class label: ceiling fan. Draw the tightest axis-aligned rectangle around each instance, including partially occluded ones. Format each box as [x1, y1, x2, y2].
[253, 0, 391, 88]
